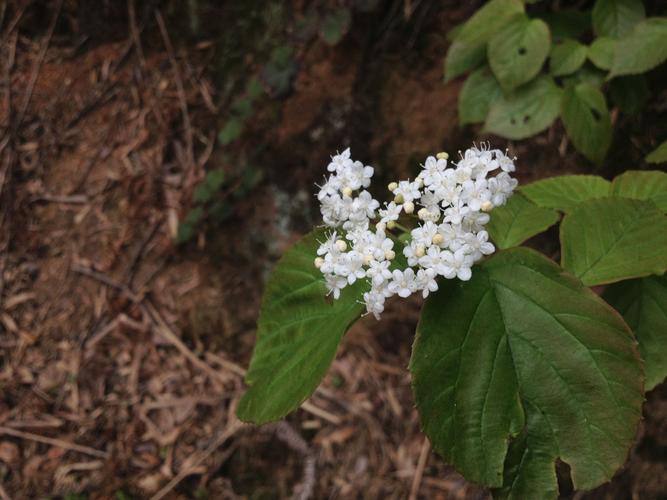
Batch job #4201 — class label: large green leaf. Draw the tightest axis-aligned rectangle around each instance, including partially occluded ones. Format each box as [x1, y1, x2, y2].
[487, 193, 560, 249]
[445, 0, 525, 81]
[560, 198, 667, 286]
[488, 15, 551, 91]
[237, 230, 367, 424]
[521, 175, 611, 213]
[610, 170, 667, 212]
[592, 0, 645, 38]
[645, 140, 667, 165]
[604, 276, 667, 390]
[484, 76, 562, 140]
[550, 39, 587, 76]
[561, 83, 612, 165]
[458, 67, 502, 125]
[610, 18, 667, 77]
[587, 37, 616, 70]
[411, 248, 643, 498]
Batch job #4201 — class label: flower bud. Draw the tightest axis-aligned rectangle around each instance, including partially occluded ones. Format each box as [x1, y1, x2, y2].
[481, 200, 494, 212]
[417, 207, 429, 220]
[403, 201, 415, 214]
[342, 186, 353, 197]
[432, 234, 444, 245]
[415, 244, 425, 258]
[335, 239, 347, 252]
[384, 249, 396, 260]
[387, 220, 396, 230]
[394, 193, 404, 204]
[376, 221, 386, 232]
[388, 182, 398, 192]
[363, 254, 374, 266]
[314, 257, 324, 268]
[436, 152, 449, 160]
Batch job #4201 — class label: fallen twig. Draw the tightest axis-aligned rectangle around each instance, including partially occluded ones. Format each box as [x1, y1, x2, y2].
[0, 426, 108, 459]
[408, 438, 430, 500]
[14, 0, 63, 132]
[155, 10, 195, 173]
[71, 264, 142, 303]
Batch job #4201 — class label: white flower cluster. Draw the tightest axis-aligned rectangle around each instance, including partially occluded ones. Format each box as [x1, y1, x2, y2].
[315, 145, 518, 319]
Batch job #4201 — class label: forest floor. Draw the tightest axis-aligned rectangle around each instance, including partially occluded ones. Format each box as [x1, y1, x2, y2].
[0, 1, 665, 499]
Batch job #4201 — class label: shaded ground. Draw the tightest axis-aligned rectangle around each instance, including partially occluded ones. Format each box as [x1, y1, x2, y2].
[0, 1, 665, 499]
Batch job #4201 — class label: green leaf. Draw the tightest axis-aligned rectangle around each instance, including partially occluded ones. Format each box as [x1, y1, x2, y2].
[411, 247, 643, 497]
[610, 170, 667, 212]
[488, 15, 551, 91]
[218, 118, 244, 145]
[237, 230, 367, 424]
[549, 39, 587, 76]
[645, 140, 667, 165]
[560, 198, 667, 286]
[538, 10, 591, 40]
[176, 206, 204, 244]
[587, 37, 616, 70]
[592, 0, 645, 38]
[610, 18, 667, 77]
[487, 193, 560, 249]
[484, 75, 562, 140]
[604, 276, 667, 390]
[193, 169, 226, 204]
[320, 7, 351, 46]
[521, 175, 611, 213]
[458, 67, 502, 125]
[561, 83, 612, 165]
[562, 64, 608, 88]
[609, 75, 649, 114]
[444, 0, 525, 81]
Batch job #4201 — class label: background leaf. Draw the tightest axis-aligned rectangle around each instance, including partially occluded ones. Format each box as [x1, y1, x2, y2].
[550, 39, 587, 76]
[238, 229, 368, 424]
[458, 67, 502, 125]
[587, 37, 616, 70]
[592, 0, 645, 38]
[604, 275, 667, 390]
[521, 175, 611, 212]
[645, 140, 667, 164]
[484, 76, 562, 140]
[610, 17, 667, 76]
[488, 15, 551, 91]
[444, 0, 525, 81]
[487, 192, 560, 249]
[561, 83, 612, 165]
[610, 170, 667, 212]
[560, 198, 667, 286]
[320, 7, 351, 46]
[411, 248, 643, 497]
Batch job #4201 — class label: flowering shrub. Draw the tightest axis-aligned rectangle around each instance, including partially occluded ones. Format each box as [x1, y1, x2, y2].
[238, 146, 667, 498]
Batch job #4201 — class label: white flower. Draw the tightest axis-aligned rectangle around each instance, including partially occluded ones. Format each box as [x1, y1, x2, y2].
[379, 201, 402, 224]
[419, 156, 447, 187]
[388, 268, 416, 298]
[367, 259, 392, 286]
[325, 273, 347, 299]
[411, 222, 439, 247]
[364, 290, 386, 320]
[394, 180, 421, 203]
[415, 268, 438, 298]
